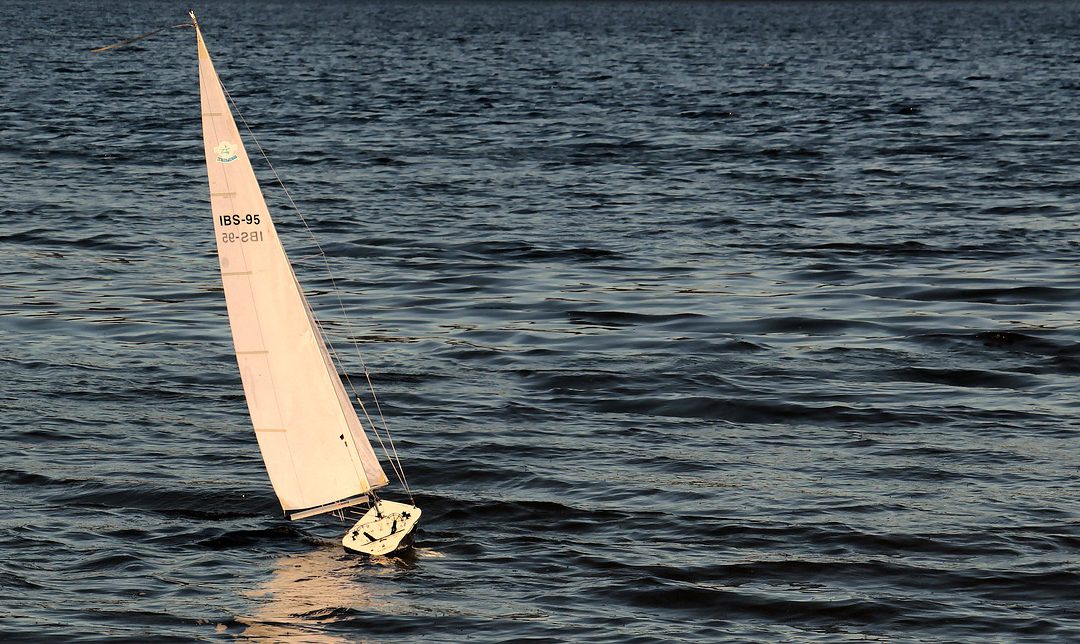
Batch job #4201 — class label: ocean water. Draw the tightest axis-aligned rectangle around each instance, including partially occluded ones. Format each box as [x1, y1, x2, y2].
[1, 0, 1078, 641]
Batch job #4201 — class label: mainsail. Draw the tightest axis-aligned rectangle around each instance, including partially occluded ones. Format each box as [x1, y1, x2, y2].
[194, 15, 388, 520]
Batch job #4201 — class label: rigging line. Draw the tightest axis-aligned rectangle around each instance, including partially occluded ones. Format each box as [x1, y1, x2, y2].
[360, 374, 413, 499]
[297, 279, 375, 493]
[91, 23, 191, 53]
[219, 83, 370, 396]
[307, 299, 408, 491]
[220, 82, 413, 487]
[313, 313, 407, 490]
[355, 395, 412, 500]
[217, 90, 365, 384]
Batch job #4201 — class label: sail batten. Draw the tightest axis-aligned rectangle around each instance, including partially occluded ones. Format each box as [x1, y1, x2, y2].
[194, 18, 388, 518]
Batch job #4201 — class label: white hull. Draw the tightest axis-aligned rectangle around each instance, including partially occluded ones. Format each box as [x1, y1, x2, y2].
[341, 500, 421, 556]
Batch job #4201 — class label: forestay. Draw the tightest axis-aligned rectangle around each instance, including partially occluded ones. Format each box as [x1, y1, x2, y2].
[194, 17, 388, 519]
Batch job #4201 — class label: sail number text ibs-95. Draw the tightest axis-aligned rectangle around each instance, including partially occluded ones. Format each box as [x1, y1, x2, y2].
[218, 213, 264, 244]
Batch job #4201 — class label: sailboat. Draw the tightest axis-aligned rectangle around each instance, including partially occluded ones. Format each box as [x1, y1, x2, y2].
[191, 12, 420, 556]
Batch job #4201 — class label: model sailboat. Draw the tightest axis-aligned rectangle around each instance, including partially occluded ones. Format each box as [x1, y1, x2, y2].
[191, 12, 420, 556]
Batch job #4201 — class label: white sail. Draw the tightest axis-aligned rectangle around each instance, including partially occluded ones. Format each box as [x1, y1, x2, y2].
[194, 18, 388, 520]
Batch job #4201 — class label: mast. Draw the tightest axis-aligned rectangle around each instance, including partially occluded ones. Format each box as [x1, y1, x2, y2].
[192, 13, 389, 520]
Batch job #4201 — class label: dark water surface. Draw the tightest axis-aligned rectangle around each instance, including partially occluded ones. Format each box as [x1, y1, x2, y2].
[2, 0, 1078, 641]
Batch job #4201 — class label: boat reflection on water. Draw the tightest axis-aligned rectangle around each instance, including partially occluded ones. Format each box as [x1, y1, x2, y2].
[236, 544, 422, 641]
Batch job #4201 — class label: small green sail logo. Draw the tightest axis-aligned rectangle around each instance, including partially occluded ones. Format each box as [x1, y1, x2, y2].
[214, 141, 239, 164]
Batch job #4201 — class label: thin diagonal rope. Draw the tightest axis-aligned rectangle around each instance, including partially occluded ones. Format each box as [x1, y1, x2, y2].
[220, 82, 413, 500]
[90, 22, 191, 53]
[353, 392, 411, 501]
[356, 373, 412, 500]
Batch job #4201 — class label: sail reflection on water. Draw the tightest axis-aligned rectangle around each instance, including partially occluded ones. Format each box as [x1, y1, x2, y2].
[237, 546, 411, 641]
